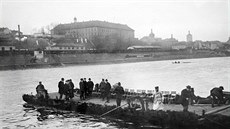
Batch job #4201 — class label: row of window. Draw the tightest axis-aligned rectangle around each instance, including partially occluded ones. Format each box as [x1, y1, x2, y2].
[59, 47, 84, 50]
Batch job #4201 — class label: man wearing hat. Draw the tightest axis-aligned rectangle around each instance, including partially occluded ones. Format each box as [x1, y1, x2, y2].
[210, 86, 224, 107]
[180, 85, 191, 112]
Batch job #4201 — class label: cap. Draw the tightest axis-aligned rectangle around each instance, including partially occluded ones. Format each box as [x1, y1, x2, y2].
[186, 85, 191, 89]
[155, 86, 159, 89]
[219, 86, 224, 90]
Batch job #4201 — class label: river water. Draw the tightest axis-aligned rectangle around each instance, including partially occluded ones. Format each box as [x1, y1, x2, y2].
[0, 57, 229, 128]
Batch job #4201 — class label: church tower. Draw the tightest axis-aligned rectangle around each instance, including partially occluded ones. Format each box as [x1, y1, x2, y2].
[74, 17, 77, 23]
[186, 31, 193, 42]
[149, 29, 155, 38]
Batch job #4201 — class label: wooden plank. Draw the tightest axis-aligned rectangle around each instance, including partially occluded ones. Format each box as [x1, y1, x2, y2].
[205, 105, 230, 115]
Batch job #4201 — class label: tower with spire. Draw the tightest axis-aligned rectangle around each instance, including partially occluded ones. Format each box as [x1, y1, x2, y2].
[149, 29, 155, 38]
[186, 31, 193, 42]
[74, 17, 77, 23]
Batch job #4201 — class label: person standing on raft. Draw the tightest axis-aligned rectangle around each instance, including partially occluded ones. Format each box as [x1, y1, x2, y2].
[210, 86, 224, 107]
[180, 85, 191, 112]
[58, 78, 65, 100]
[114, 82, 125, 107]
[105, 79, 111, 103]
[152, 86, 164, 110]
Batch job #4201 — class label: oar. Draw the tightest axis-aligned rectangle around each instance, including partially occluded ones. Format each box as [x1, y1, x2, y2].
[100, 103, 128, 117]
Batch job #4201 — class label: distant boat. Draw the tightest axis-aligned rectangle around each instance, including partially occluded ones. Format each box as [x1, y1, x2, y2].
[172, 61, 180, 64]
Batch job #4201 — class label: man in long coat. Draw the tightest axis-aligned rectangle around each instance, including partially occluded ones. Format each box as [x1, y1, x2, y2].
[180, 85, 191, 112]
[58, 78, 65, 100]
[114, 82, 125, 107]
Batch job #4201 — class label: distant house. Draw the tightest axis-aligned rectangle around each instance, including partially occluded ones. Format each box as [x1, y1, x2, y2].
[172, 42, 187, 50]
[11, 30, 23, 36]
[51, 37, 95, 51]
[0, 45, 16, 51]
[0, 28, 11, 35]
[127, 45, 160, 51]
[46, 43, 86, 51]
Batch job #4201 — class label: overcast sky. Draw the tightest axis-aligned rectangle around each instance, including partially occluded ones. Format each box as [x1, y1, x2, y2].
[1, 0, 229, 41]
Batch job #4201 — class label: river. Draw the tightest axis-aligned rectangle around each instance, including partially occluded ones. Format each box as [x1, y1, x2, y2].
[0, 57, 229, 128]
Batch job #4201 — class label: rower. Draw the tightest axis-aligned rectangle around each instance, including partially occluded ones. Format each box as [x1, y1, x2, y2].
[36, 81, 48, 99]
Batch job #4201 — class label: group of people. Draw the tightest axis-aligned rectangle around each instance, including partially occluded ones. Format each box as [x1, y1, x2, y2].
[79, 78, 94, 100]
[36, 79, 225, 112]
[180, 85, 225, 112]
[58, 78, 75, 100]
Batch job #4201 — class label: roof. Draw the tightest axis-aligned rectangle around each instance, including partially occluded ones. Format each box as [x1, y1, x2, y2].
[53, 20, 134, 31]
[127, 45, 161, 49]
[52, 43, 84, 47]
[0, 27, 9, 31]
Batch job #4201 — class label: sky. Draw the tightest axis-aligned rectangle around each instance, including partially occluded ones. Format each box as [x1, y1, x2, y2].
[0, 0, 229, 42]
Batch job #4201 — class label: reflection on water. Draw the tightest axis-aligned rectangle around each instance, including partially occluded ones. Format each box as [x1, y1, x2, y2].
[0, 57, 229, 128]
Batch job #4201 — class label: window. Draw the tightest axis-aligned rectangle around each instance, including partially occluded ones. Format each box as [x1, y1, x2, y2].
[59, 47, 62, 49]
[72, 47, 74, 49]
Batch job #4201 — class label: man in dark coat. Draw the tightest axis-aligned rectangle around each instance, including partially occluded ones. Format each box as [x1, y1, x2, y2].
[58, 78, 65, 100]
[105, 79, 111, 103]
[64, 80, 71, 100]
[180, 85, 191, 112]
[79, 78, 85, 100]
[87, 78, 94, 97]
[210, 86, 224, 107]
[114, 82, 125, 107]
[36, 81, 45, 94]
[68, 79, 75, 99]
[83, 78, 88, 98]
[36, 81, 48, 99]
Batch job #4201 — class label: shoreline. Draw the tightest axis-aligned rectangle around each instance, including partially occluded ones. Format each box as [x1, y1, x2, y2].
[0, 53, 228, 71]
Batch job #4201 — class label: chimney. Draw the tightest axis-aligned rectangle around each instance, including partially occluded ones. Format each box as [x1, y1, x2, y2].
[18, 25, 21, 38]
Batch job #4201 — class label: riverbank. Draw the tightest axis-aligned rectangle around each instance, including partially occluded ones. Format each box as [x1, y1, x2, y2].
[0, 50, 227, 71]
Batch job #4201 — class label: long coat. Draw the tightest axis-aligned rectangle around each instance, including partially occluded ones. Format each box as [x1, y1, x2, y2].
[58, 81, 65, 94]
[180, 89, 190, 106]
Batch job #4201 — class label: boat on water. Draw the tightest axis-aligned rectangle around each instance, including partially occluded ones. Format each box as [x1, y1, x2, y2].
[22, 92, 230, 129]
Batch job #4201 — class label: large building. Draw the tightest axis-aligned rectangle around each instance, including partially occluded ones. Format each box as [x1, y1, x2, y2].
[51, 19, 134, 42]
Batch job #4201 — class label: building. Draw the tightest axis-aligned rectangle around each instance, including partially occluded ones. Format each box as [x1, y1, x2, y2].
[172, 42, 187, 50]
[0, 45, 16, 51]
[161, 34, 179, 50]
[51, 19, 134, 42]
[46, 43, 86, 51]
[186, 31, 193, 42]
[140, 29, 162, 45]
[0, 28, 11, 35]
[46, 37, 95, 51]
[127, 45, 160, 51]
